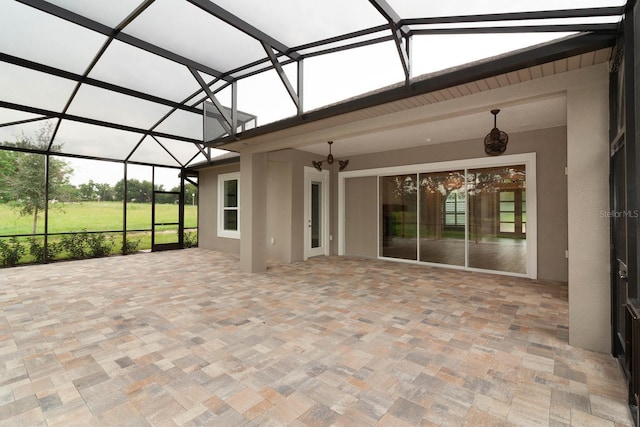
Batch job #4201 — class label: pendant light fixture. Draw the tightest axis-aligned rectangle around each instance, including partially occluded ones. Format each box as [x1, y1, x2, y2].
[484, 109, 509, 156]
[312, 141, 349, 171]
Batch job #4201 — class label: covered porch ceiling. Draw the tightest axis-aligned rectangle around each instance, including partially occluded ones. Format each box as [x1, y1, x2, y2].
[220, 42, 611, 159]
[297, 47, 610, 158]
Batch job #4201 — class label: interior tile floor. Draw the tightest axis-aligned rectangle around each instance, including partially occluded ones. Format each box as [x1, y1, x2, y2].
[384, 237, 526, 274]
[0, 249, 633, 426]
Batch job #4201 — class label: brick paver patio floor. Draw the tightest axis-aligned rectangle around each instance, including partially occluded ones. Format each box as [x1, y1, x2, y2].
[0, 249, 633, 426]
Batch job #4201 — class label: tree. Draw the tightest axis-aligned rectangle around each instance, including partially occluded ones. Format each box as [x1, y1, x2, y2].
[56, 183, 80, 203]
[94, 182, 115, 202]
[78, 180, 97, 201]
[76, 180, 114, 202]
[0, 150, 18, 203]
[114, 179, 153, 203]
[2, 123, 73, 234]
[173, 183, 198, 206]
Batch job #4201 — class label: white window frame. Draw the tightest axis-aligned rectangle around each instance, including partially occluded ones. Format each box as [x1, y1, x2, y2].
[338, 153, 537, 279]
[217, 172, 240, 239]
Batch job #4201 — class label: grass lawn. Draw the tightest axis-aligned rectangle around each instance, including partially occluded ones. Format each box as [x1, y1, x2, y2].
[0, 201, 198, 265]
[0, 201, 197, 235]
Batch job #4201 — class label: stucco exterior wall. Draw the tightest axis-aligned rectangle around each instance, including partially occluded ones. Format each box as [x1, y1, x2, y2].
[197, 163, 240, 254]
[344, 176, 378, 258]
[566, 66, 611, 352]
[198, 150, 324, 262]
[198, 63, 610, 353]
[267, 149, 327, 262]
[342, 126, 569, 283]
[266, 160, 292, 263]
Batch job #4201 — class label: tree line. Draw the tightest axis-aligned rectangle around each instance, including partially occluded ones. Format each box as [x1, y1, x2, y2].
[46, 178, 198, 204]
[1, 149, 197, 205]
[1, 124, 198, 235]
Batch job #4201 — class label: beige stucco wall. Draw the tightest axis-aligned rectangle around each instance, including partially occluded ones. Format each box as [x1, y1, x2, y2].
[198, 150, 324, 263]
[240, 152, 267, 273]
[566, 67, 610, 352]
[344, 176, 378, 258]
[197, 163, 240, 254]
[198, 63, 610, 353]
[267, 149, 327, 262]
[266, 160, 292, 263]
[342, 126, 569, 283]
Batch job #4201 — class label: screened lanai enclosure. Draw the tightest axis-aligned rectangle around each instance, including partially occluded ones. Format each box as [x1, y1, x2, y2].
[2, 0, 640, 424]
[0, 0, 629, 266]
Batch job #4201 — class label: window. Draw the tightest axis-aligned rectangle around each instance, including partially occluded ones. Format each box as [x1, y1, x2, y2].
[445, 190, 466, 227]
[218, 172, 240, 238]
[498, 189, 526, 236]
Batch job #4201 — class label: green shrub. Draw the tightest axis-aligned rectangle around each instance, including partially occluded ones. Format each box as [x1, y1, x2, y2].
[87, 233, 114, 258]
[29, 238, 59, 263]
[184, 231, 198, 248]
[59, 231, 115, 259]
[123, 238, 141, 254]
[29, 238, 45, 263]
[60, 232, 89, 259]
[0, 237, 25, 266]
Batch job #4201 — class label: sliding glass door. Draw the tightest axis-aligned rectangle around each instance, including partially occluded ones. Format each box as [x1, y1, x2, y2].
[468, 165, 526, 274]
[380, 174, 418, 260]
[378, 162, 529, 276]
[419, 170, 465, 266]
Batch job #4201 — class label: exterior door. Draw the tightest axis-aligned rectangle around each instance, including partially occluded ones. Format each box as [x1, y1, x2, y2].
[304, 167, 329, 259]
[611, 140, 628, 366]
[151, 171, 185, 252]
[152, 190, 182, 251]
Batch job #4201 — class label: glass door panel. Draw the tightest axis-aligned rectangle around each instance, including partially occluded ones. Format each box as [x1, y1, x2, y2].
[419, 170, 465, 266]
[377, 162, 530, 276]
[311, 181, 321, 248]
[304, 167, 328, 259]
[468, 165, 526, 274]
[380, 174, 418, 260]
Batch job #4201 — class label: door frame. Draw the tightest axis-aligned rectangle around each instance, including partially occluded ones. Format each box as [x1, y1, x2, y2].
[304, 166, 330, 260]
[151, 170, 185, 252]
[610, 136, 628, 361]
[337, 153, 537, 278]
[151, 190, 183, 251]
